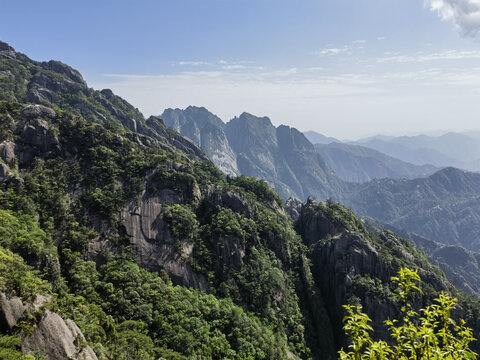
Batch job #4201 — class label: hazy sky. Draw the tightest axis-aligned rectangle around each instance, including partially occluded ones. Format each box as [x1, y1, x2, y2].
[3, 0, 480, 139]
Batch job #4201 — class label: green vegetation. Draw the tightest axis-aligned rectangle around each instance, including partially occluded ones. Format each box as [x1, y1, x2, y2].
[3, 44, 480, 360]
[231, 176, 284, 207]
[339, 268, 477, 359]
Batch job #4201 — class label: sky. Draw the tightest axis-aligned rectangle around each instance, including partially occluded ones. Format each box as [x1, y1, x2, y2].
[2, 0, 480, 139]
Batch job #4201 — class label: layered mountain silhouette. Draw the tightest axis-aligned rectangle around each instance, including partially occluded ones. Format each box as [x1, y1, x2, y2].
[351, 133, 480, 171]
[162, 107, 347, 200]
[3, 40, 480, 359]
[162, 106, 480, 254]
[314, 142, 440, 182]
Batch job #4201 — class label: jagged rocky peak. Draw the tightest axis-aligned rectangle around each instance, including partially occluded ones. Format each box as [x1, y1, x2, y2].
[161, 105, 225, 144]
[226, 112, 278, 150]
[161, 106, 239, 176]
[276, 125, 316, 153]
[0, 41, 16, 59]
[43, 60, 87, 85]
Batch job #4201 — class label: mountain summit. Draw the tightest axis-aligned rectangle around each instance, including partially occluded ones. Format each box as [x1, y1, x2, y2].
[162, 107, 347, 200]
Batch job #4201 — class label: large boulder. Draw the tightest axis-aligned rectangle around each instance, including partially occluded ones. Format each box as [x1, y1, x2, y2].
[0, 162, 9, 179]
[20, 104, 56, 120]
[0, 140, 16, 166]
[1, 293, 96, 359]
[0, 293, 25, 331]
[22, 311, 97, 360]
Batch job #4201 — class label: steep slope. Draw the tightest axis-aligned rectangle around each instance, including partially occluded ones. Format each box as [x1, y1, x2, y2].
[161, 106, 480, 257]
[363, 218, 480, 296]
[162, 107, 348, 200]
[225, 113, 347, 200]
[292, 199, 480, 352]
[2, 41, 480, 359]
[0, 42, 313, 359]
[314, 142, 439, 182]
[0, 41, 207, 162]
[343, 167, 480, 251]
[161, 106, 239, 176]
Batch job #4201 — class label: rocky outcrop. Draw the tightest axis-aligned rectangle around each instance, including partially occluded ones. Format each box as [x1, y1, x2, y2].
[0, 162, 9, 179]
[12, 105, 60, 165]
[161, 107, 239, 176]
[145, 116, 209, 161]
[44, 60, 87, 86]
[0, 293, 26, 331]
[117, 187, 209, 291]
[0, 293, 50, 332]
[295, 200, 450, 350]
[0, 293, 97, 360]
[285, 197, 303, 220]
[294, 200, 346, 246]
[20, 104, 56, 120]
[0, 140, 16, 167]
[22, 311, 98, 360]
[311, 231, 396, 344]
[205, 188, 254, 218]
[0, 41, 16, 59]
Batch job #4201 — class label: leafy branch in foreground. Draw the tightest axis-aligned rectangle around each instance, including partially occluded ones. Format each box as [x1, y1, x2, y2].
[339, 268, 477, 359]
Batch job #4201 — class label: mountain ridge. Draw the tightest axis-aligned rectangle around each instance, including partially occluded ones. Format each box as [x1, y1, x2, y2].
[2, 40, 480, 359]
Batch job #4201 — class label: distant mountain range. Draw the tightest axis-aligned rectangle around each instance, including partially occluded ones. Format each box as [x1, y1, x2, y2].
[350, 132, 480, 172]
[303, 130, 339, 145]
[343, 167, 480, 251]
[162, 107, 480, 254]
[314, 142, 440, 183]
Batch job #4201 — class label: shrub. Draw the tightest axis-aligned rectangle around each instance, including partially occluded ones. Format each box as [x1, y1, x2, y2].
[339, 268, 477, 359]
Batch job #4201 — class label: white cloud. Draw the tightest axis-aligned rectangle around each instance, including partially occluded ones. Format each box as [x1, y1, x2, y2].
[90, 63, 480, 139]
[178, 61, 212, 66]
[425, 0, 480, 38]
[221, 65, 248, 70]
[377, 49, 480, 62]
[316, 46, 350, 56]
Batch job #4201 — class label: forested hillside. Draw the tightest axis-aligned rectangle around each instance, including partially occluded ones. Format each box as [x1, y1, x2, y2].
[1, 41, 480, 360]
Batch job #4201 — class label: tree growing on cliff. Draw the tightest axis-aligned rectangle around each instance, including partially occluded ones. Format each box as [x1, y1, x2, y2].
[339, 268, 477, 359]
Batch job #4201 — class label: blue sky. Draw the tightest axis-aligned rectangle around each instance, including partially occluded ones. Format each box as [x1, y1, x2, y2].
[3, 0, 480, 139]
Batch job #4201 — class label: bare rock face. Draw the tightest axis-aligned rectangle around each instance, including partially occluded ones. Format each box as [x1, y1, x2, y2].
[20, 104, 56, 120]
[0, 293, 25, 331]
[0, 140, 16, 166]
[311, 232, 396, 345]
[0, 293, 49, 332]
[28, 87, 57, 104]
[44, 60, 87, 86]
[285, 197, 303, 220]
[16, 107, 60, 165]
[295, 202, 346, 246]
[0, 162, 9, 179]
[0, 41, 16, 59]
[119, 189, 209, 291]
[206, 188, 254, 218]
[0, 293, 96, 359]
[22, 311, 98, 360]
